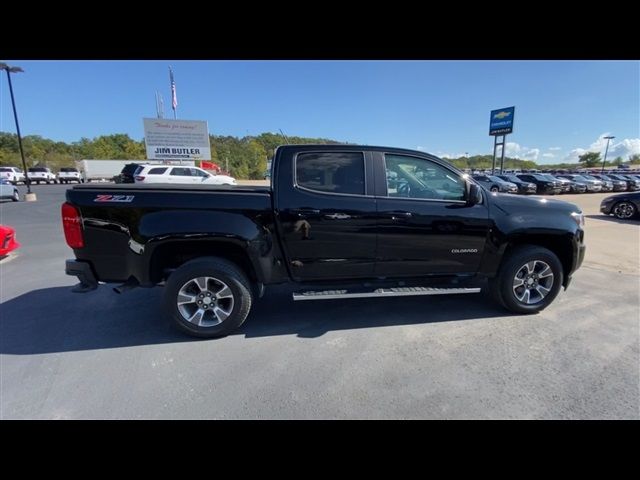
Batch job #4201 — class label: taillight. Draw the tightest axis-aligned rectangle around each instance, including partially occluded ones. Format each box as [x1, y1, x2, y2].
[61, 202, 84, 248]
[135, 176, 145, 182]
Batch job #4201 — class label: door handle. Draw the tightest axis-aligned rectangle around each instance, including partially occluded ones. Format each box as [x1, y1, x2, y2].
[291, 208, 320, 216]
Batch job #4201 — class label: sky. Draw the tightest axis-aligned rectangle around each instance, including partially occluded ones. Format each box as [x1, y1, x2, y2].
[0, 60, 638, 164]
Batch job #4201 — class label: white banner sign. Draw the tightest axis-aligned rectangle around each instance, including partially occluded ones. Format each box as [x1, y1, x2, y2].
[143, 118, 211, 161]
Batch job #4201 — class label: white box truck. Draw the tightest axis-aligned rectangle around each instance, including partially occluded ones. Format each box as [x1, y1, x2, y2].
[76, 159, 195, 182]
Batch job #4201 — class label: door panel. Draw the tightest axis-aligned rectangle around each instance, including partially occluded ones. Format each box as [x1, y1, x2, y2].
[376, 198, 489, 276]
[373, 152, 490, 276]
[277, 151, 377, 281]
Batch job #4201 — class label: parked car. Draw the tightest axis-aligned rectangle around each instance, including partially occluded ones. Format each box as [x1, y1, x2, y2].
[616, 174, 640, 191]
[114, 163, 142, 184]
[27, 167, 57, 184]
[471, 174, 518, 193]
[57, 167, 83, 184]
[590, 174, 627, 192]
[0, 166, 26, 185]
[0, 179, 20, 202]
[606, 174, 640, 191]
[548, 176, 573, 194]
[133, 165, 237, 185]
[496, 175, 537, 194]
[516, 174, 562, 195]
[550, 175, 587, 194]
[600, 192, 640, 220]
[63, 144, 586, 338]
[0, 224, 20, 256]
[580, 174, 612, 192]
[556, 175, 602, 193]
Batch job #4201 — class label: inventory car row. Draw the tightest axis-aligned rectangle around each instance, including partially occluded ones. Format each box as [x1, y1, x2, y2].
[470, 172, 640, 195]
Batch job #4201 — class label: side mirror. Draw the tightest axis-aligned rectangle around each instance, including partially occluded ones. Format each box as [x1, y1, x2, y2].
[466, 182, 482, 206]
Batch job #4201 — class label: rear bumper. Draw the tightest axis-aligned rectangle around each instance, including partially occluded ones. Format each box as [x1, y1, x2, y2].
[65, 259, 98, 292]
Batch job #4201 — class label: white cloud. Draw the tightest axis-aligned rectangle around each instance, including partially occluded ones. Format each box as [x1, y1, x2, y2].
[564, 133, 640, 163]
[504, 142, 539, 161]
[543, 153, 555, 158]
[504, 142, 522, 156]
[416, 146, 424, 151]
[548, 147, 562, 151]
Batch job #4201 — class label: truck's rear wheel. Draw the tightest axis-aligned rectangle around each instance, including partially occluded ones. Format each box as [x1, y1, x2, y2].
[489, 245, 563, 314]
[164, 257, 253, 338]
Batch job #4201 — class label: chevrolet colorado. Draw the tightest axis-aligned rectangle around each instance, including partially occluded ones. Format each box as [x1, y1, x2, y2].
[63, 145, 586, 337]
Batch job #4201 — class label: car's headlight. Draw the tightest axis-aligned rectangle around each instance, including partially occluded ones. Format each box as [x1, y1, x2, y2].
[571, 211, 585, 227]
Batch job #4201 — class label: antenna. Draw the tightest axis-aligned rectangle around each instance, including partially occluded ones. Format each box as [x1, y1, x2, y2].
[155, 91, 160, 118]
[159, 93, 164, 119]
[279, 128, 290, 144]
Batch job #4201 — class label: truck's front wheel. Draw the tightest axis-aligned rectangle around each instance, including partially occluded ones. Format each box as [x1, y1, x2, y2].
[164, 257, 253, 338]
[489, 245, 563, 314]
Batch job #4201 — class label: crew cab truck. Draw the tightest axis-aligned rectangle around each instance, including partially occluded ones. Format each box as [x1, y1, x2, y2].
[63, 145, 586, 338]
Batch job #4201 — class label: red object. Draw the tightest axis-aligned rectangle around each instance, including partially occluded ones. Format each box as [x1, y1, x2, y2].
[61, 203, 84, 249]
[135, 176, 145, 182]
[201, 161, 219, 171]
[0, 225, 20, 256]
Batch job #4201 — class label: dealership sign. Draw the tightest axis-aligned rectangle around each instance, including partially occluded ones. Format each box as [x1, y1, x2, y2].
[489, 106, 515, 136]
[143, 118, 211, 160]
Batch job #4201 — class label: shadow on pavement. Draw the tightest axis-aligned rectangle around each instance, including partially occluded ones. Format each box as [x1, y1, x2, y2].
[585, 214, 640, 225]
[1, 284, 508, 355]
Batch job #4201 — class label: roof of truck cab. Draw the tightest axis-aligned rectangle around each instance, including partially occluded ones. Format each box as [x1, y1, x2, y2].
[276, 144, 441, 156]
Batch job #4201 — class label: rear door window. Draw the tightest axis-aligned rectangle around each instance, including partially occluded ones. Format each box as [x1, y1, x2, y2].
[295, 152, 365, 195]
[148, 167, 168, 175]
[170, 167, 192, 176]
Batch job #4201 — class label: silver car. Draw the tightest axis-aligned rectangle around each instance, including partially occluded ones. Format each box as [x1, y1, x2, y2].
[557, 174, 602, 192]
[0, 179, 20, 202]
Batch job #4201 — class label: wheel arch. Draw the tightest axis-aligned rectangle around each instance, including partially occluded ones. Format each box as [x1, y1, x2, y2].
[148, 239, 261, 287]
[501, 235, 574, 287]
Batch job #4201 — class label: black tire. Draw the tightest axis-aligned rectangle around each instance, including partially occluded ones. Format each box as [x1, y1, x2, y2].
[490, 186, 499, 192]
[12, 190, 19, 202]
[489, 245, 563, 314]
[612, 201, 637, 220]
[164, 257, 253, 338]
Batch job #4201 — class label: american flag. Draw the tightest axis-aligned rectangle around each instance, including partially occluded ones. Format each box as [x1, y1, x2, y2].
[169, 66, 177, 110]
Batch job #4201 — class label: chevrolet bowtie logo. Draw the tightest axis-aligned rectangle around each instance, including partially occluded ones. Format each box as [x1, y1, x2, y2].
[493, 112, 511, 120]
[494, 111, 511, 119]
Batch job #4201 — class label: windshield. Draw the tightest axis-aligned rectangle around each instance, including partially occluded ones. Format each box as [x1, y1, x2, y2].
[535, 174, 556, 181]
[29, 168, 47, 172]
[0, 167, 12, 172]
[489, 175, 507, 183]
[60, 168, 78, 172]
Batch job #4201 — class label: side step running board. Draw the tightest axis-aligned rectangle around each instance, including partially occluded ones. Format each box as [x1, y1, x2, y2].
[292, 286, 481, 301]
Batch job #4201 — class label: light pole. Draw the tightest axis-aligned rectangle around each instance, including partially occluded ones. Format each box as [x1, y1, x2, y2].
[601, 135, 615, 173]
[0, 62, 33, 196]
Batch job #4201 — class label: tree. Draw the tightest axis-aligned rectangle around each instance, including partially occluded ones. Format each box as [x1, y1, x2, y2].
[613, 156, 623, 167]
[578, 151, 601, 168]
[629, 154, 640, 165]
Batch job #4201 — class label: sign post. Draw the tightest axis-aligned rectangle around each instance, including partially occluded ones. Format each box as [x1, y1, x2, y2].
[143, 118, 211, 165]
[489, 106, 515, 175]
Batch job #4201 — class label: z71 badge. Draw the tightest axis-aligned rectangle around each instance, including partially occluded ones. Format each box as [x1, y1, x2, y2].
[94, 194, 135, 203]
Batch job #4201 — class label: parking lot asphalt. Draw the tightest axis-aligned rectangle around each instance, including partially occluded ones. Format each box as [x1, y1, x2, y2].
[1, 185, 638, 419]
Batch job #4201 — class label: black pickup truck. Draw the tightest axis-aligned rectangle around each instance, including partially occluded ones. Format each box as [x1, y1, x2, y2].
[63, 145, 586, 337]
